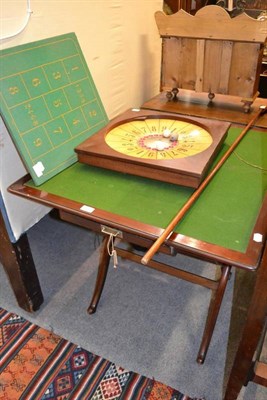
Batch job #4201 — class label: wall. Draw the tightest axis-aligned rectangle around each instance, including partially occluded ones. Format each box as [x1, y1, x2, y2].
[0, 0, 162, 240]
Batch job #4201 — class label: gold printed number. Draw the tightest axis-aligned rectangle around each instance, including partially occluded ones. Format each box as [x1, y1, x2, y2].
[53, 72, 61, 80]
[9, 86, 19, 95]
[53, 99, 62, 108]
[53, 127, 63, 134]
[34, 138, 42, 147]
[32, 78, 41, 87]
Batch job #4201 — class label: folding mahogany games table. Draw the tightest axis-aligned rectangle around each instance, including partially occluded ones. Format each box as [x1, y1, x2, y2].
[9, 96, 267, 369]
[2, 9, 267, 398]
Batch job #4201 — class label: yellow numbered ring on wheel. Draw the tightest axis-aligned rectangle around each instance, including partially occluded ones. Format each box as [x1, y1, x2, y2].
[105, 118, 213, 160]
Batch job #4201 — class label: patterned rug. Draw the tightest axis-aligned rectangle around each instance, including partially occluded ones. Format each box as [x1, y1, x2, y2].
[0, 307, 204, 400]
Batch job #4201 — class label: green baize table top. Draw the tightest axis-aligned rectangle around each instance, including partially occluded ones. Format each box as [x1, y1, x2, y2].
[27, 127, 267, 254]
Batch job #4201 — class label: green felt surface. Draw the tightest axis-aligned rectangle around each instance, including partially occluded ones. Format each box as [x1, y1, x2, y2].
[0, 33, 108, 185]
[27, 127, 267, 253]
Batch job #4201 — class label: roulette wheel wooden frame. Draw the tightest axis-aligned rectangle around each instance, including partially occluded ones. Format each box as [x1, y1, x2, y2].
[75, 108, 230, 188]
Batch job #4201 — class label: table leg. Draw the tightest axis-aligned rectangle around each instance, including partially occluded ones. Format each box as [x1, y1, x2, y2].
[114, 246, 231, 363]
[197, 265, 232, 364]
[223, 243, 267, 400]
[0, 208, 43, 312]
[87, 235, 111, 314]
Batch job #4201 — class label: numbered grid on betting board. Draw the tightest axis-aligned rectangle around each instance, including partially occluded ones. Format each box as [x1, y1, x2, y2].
[1, 50, 105, 164]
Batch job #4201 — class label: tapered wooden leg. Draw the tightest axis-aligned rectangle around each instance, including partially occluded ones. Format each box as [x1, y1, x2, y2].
[87, 235, 111, 314]
[197, 265, 232, 364]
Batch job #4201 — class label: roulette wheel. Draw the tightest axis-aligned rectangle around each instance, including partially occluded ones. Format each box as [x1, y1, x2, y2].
[75, 108, 230, 188]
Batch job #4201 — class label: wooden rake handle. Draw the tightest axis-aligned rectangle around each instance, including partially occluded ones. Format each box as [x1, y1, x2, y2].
[141, 105, 267, 265]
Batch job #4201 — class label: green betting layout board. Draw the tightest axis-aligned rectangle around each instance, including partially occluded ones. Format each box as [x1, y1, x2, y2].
[0, 33, 109, 185]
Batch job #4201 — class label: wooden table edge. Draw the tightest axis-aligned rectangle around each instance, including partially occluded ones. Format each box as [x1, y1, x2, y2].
[8, 174, 267, 272]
